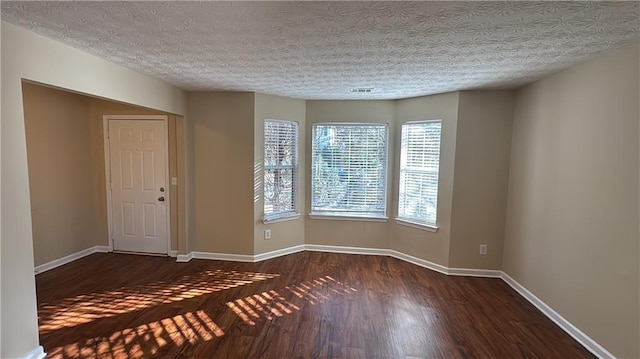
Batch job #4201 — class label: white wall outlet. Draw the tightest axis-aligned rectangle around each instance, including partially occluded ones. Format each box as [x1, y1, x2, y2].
[171, 177, 178, 186]
[479, 244, 488, 255]
[264, 229, 271, 240]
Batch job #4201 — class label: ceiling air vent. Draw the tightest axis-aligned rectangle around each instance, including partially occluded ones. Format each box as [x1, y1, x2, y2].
[350, 88, 374, 93]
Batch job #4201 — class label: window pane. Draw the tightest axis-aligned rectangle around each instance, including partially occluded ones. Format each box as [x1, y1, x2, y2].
[398, 121, 441, 226]
[264, 120, 297, 218]
[312, 124, 388, 216]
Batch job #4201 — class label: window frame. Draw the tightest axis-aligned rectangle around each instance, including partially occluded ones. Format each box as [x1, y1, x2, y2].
[263, 119, 300, 223]
[310, 122, 390, 220]
[396, 119, 442, 231]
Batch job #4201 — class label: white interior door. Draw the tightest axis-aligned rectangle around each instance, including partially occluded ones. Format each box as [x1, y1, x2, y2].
[108, 119, 168, 254]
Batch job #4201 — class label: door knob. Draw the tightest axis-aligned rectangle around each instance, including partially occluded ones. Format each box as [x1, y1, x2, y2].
[158, 196, 165, 202]
[160, 187, 165, 192]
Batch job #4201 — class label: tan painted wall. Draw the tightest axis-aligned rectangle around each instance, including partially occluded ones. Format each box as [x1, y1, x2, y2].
[254, 93, 306, 254]
[175, 115, 188, 255]
[188, 92, 255, 255]
[185, 104, 197, 255]
[449, 91, 514, 269]
[304, 100, 395, 249]
[503, 43, 639, 358]
[1, 21, 185, 358]
[22, 83, 97, 266]
[391, 92, 459, 266]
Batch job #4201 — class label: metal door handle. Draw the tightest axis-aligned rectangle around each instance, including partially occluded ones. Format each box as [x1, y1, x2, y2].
[158, 196, 165, 202]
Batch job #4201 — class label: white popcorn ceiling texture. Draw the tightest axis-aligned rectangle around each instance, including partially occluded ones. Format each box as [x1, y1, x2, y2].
[2, 1, 639, 100]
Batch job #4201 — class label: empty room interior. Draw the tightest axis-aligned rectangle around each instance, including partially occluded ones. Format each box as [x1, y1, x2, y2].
[1, 2, 639, 359]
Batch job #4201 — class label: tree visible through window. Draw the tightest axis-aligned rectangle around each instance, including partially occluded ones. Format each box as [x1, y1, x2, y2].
[311, 123, 388, 218]
[264, 120, 298, 220]
[398, 120, 442, 227]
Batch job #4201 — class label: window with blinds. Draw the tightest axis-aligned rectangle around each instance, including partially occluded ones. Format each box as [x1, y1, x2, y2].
[264, 119, 298, 220]
[311, 123, 388, 218]
[398, 120, 442, 227]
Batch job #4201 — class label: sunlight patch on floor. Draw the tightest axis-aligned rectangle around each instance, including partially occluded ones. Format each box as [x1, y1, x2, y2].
[227, 275, 357, 325]
[39, 269, 279, 332]
[47, 310, 223, 359]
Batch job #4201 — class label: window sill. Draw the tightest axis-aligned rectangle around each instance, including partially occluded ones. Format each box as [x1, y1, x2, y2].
[309, 213, 388, 222]
[395, 218, 438, 232]
[263, 213, 301, 224]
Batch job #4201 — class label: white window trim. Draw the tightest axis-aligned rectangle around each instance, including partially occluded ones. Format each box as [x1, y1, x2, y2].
[263, 212, 301, 224]
[309, 213, 388, 222]
[311, 122, 390, 219]
[397, 119, 442, 228]
[395, 218, 438, 232]
[263, 119, 299, 221]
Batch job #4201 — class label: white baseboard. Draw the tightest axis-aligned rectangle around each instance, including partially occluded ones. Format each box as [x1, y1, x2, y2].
[21, 346, 45, 359]
[501, 272, 614, 359]
[254, 244, 305, 262]
[95, 245, 110, 253]
[305, 244, 389, 256]
[388, 249, 449, 275]
[35, 245, 109, 274]
[176, 252, 193, 262]
[449, 267, 502, 278]
[169, 250, 178, 257]
[192, 251, 254, 262]
[302, 245, 501, 278]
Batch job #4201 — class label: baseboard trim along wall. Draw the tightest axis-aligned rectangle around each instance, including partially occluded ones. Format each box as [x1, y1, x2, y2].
[303, 244, 502, 278]
[190, 251, 255, 262]
[21, 345, 45, 359]
[389, 249, 451, 275]
[34, 245, 109, 274]
[305, 244, 390, 257]
[254, 244, 305, 262]
[35, 243, 611, 358]
[500, 272, 614, 359]
[176, 252, 194, 263]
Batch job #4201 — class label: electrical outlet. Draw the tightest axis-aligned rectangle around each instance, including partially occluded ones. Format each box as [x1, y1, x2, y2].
[171, 177, 178, 186]
[264, 229, 271, 240]
[479, 244, 488, 255]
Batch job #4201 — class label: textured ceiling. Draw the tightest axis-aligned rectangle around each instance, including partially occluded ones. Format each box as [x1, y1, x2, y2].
[2, 1, 639, 100]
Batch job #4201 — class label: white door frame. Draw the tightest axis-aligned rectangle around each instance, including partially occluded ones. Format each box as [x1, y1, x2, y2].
[102, 115, 172, 256]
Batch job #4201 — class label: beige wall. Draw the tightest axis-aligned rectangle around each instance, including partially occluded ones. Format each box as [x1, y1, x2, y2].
[1, 21, 185, 358]
[22, 83, 98, 266]
[188, 92, 255, 255]
[304, 100, 395, 249]
[254, 93, 306, 254]
[503, 43, 639, 358]
[174, 115, 188, 255]
[449, 91, 514, 269]
[391, 92, 460, 266]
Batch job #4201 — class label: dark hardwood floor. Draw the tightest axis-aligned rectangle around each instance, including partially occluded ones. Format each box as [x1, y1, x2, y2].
[35, 251, 594, 358]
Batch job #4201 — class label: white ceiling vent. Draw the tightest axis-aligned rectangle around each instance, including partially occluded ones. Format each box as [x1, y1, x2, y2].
[350, 88, 374, 93]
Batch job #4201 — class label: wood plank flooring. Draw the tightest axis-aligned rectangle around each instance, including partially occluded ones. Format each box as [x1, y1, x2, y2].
[35, 252, 594, 358]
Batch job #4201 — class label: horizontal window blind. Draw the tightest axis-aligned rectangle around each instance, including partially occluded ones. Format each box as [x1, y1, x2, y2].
[264, 120, 298, 219]
[312, 123, 388, 217]
[398, 120, 442, 227]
